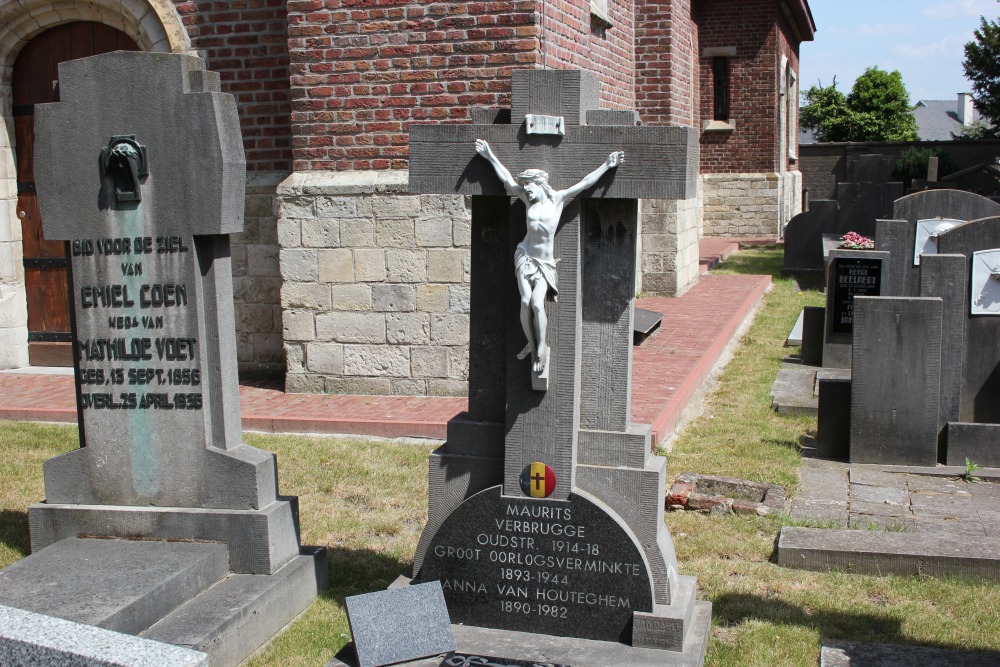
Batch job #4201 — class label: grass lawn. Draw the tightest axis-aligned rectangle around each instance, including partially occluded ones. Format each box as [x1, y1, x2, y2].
[1, 247, 998, 666]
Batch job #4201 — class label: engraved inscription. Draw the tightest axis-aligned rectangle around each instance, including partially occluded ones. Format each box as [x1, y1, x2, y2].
[73, 234, 202, 412]
[420, 486, 652, 642]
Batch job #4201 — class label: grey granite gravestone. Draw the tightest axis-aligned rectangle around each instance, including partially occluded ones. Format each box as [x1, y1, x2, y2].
[918, 254, 967, 443]
[0, 605, 209, 667]
[405, 69, 709, 662]
[849, 296, 942, 465]
[875, 190, 1000, 297]
[822, 250, 889, 368]
[0, 51, 323, 666]
[783, 157, 903, 274]
[345, 582, 456, 667]
[937, 218, 1000, 426]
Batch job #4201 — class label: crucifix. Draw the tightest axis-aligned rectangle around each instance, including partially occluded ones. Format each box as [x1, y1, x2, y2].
[408, 70, 707, 651]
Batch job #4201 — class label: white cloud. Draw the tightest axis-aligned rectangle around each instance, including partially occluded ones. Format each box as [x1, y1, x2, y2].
[894, 33, 968, 59]
[858, 23, 915, 36]
[923, 0, 996, 20]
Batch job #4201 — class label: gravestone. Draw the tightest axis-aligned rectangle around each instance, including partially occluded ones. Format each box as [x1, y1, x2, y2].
[849, 296, 942, 465]
[822, 249, 888, 368]
[783, 155, 903, 273]
[403, 70, 709, 663]
[345, 582, 456, 667]
[874, 190, 1000, 297]
[0, 52, 323, 666]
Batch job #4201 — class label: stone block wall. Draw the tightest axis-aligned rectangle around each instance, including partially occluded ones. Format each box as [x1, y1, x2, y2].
[278, 171, 471, 396]
[701, 171, 801, 237]
[232, 173, 285, 379]
[640, 186, 701, 297]
[0, 128, 27, 367]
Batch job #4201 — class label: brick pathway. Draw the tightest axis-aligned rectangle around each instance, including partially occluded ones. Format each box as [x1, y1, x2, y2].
[0, 241, 771, 445]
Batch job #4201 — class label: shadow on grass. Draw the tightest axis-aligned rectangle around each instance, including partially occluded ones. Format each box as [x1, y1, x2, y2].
[0, 509, 31, 558]
[319, 546, 413, 604]
[763, 437, 803, 453]
[713, 248, 785, 279]
[714, 591, 994, 653]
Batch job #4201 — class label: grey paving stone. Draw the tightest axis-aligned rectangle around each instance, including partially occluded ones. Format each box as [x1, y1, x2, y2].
[849, 484, 910, 506]
[0, 605, 208, 667]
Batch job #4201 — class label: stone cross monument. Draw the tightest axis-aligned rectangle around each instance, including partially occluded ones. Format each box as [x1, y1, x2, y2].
[406, 70, 709, 657]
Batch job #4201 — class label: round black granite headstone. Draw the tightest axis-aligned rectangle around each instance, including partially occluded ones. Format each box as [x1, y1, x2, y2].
[417, 486, 653, 643]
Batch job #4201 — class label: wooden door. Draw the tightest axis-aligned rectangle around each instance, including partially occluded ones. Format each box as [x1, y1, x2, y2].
[13, 22, 139, 366]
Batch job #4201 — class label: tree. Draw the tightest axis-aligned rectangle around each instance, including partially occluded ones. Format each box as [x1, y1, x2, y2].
[800, 77, 851, 142]
[800, 68, 918, 142]
[962, 9, 1000, 137]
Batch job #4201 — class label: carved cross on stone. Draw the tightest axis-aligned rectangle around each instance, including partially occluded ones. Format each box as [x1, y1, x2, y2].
[409, 69, 697, 503]
[408, 71, 707, 649]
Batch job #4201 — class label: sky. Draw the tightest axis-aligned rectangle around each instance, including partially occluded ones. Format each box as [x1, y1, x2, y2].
[799, 0, 999, 103]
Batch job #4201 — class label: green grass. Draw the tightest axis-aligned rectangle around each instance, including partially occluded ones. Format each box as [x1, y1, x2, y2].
[1, 248, 999, 666]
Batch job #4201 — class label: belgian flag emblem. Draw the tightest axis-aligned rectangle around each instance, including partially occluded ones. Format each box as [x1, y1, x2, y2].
[520, 462, 556, 498]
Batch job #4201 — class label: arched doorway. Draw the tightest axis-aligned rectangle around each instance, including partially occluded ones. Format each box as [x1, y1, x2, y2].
[13, 22, 139, 365]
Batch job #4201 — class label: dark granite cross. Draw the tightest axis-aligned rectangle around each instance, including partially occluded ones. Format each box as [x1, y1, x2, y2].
[409, 69, 698, 501]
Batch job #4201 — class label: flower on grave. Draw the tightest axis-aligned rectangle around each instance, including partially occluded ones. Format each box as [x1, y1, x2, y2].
[838, 231, 875, 250]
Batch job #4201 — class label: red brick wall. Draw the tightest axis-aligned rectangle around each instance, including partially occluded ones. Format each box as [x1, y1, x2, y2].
[540, 1, 636, 110]
[776, 10, 801, 173]
[635, 0, 699, 127]
[286, 2, 540, 171]
[173, 0, 293, 172]
[696, 0, 781, 174]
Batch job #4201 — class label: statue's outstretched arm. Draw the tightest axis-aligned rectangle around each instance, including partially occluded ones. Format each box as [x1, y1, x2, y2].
[560, 151, 625, 200]
[475, 139, 521, 194]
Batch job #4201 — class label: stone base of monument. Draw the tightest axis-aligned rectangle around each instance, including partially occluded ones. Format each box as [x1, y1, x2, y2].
[327, 596, 712, 667]
[28, 498, 301, 574]
[0, 537, 326, 667]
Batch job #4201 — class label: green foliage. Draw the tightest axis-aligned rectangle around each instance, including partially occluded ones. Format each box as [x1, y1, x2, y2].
[963, 10, 1000, 133]
[800, 78, 852, 142]
[962, 457, 983, 483]
[952, 118, 998, 140]
[801, 68, 918, 142]
[891, 147, 958, 186]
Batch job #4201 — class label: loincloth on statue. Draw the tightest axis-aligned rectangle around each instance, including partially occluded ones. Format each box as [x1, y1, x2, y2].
[514, 242, 558, 301]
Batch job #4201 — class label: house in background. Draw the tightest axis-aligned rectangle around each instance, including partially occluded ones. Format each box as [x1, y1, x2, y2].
[800, 93, 984, 144]
[0, 0, 814, 396]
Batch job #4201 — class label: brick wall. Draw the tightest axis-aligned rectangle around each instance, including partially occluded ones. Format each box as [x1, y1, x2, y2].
[696, 0, 781, 174]
[286, 2, 539, 171]
[541, 0, 636, 110]
[172, 0, 293, 172]
[635, 0, 699, 127]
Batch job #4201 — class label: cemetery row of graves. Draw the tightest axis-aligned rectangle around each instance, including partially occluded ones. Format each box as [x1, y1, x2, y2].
[1, 51, 999, 667]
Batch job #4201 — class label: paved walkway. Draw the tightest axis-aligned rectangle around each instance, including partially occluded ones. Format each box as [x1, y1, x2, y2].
[779, 456, 1000, 580]
[0, 239, 772, 445]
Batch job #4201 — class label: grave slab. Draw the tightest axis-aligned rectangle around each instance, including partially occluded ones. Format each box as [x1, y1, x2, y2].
[770, 362, 818, 415]
[0, 538, 228, 635]
[141, 550, 327, 667]
[0, 605, 208, 667]
[777, 527, 1000, 579]
[327, 601, 712, 667]
[345, 582, 456, 667]
[821, 639, 1000, 667]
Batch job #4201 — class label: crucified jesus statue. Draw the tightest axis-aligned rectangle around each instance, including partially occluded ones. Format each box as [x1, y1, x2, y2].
[475, 139, 625, 382]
